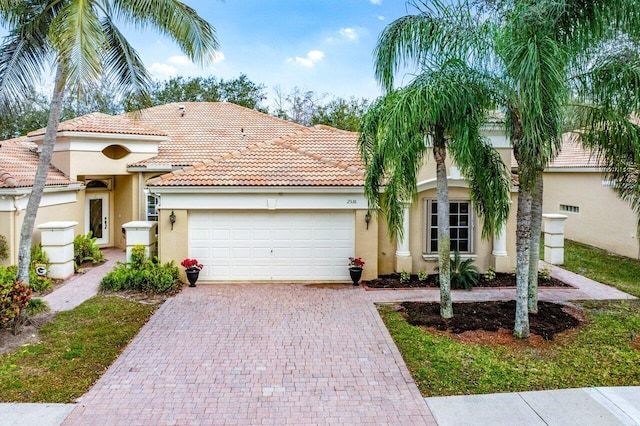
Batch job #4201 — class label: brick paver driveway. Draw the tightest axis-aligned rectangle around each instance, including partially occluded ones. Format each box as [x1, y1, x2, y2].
[65, 284, 435, 425]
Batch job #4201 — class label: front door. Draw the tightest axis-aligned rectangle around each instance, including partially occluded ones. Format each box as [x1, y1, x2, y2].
[86, 193, 109, 245]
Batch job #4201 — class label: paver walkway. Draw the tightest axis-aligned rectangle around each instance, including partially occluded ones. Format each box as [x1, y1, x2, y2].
[43, 248, 125, 312]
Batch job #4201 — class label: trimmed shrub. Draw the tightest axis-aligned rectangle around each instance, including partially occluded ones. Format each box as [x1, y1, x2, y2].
[100, 245, 180, 294]
[0, 234, 8, 261]
[29, 244, 52, 293]
[0, 265, 17, 285]
[74, 232, 104, 270]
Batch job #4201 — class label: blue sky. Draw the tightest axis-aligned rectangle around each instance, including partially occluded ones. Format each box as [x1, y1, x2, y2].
[124, 0, 413, 106]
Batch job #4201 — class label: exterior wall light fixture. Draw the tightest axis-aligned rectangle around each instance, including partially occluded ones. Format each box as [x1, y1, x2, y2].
[169, 210, 176, 230]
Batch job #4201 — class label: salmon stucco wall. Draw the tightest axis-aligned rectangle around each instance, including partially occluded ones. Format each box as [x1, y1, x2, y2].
[158, 209, 189, 281]
[354, 209, 378, 280]
[376, 186, 518, 275]
[113, 175, 136, 250]
[543, 171, 639, 259]
[0, 211, 15, 267]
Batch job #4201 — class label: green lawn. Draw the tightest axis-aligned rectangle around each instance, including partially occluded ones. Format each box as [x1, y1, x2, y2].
[0, 295, 157, 403]
[561, 239, 640, 297]
[381, 300, 640, 397]
[382, 240, 640, 397]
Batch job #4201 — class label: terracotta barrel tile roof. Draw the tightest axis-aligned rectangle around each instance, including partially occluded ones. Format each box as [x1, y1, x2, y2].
[547, 134, 602, 168]
[149, 138, 365, 187]
[510, 133, 603, 170]
[127, 102, 306, 167]
[27, 112, 166, 137]
[0, 138, 77, 188]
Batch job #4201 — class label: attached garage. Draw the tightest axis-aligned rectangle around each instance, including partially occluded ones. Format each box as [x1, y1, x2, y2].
[189, 211, 355, 281]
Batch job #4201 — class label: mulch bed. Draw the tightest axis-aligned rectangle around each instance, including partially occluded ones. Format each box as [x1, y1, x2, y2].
[365, 272, 571, 290]
[401, 300, 582, 341]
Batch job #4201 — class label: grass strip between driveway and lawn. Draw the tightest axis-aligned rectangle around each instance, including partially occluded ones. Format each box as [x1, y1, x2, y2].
[0, 295, 157, 403]
[382, 239, 640, 397]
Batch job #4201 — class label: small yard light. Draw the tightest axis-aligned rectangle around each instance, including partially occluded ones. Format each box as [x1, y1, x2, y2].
[169, 210, 176, 230]
[365, 211, 371, 230]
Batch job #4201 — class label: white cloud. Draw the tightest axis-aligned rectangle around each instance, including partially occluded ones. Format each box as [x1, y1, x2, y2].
[340, 28, 359, 41]
[148, 62, 177, 79]
[326, 27, 364, 43]
[370, 0, 382, 4]
[286, 50, 325, 68]
[148, 52, 225, 80]
[168, 55, 192, 66]
[378, 15, 385, 21]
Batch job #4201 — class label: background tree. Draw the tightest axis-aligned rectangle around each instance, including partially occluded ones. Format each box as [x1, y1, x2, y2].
[311, 97, 369, 132]
[0, 0, 218, 284]
[0, 88, 50, 139]
[272, 86, 324, 126]
[124, 74, 267, 112]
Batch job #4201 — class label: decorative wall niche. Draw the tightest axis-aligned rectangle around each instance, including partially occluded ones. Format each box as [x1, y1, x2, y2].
[101, 144, 130, 160]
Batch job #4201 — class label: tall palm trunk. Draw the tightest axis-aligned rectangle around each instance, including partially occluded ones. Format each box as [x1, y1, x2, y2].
[17, 65, 66, 283]
[433, 127, 452, 318]
[514, 185, 532, 338]
[528, 174, 543, 313]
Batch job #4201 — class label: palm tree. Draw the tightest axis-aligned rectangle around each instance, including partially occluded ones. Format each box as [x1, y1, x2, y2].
[0, 0, 219, 283]
[360, 59, 511, 319]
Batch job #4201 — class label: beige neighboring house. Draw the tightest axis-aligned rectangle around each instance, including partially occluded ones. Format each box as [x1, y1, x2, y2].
[543, 137, 639, 259]
[0, 102, 519, 281]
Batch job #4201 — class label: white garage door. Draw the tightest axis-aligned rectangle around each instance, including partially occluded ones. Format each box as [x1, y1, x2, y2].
[189, 211, 355, 281]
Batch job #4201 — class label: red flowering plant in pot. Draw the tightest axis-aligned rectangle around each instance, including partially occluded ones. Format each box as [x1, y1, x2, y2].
[348, 257, 365, 286]
[181, 258, 203, 287]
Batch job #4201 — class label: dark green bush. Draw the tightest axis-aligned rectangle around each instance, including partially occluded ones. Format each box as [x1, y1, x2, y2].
[100, 245, 180, 294]
[74, 232, 104, 270]
[0, 279, 32, 333]
[27, 297, 49, 315]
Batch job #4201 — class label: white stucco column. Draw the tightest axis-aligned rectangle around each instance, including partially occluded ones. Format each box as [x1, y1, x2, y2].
[395, 205, 413, 272]
[492, 222, 508, 256]
[543, 214, 568, 265]
[37, 221, 78, 279]
[396, 206, 411, 256]
[122, 221, 158, 262]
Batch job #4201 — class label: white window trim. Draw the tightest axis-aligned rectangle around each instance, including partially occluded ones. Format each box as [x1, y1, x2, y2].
[146, 193, 160, 221]
[423, 198, 476, 256]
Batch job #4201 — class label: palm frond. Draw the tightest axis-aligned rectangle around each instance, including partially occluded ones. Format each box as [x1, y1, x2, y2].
[111, 0, 219, 65]
[50, 0, 106, 89]
[374, 0, 494, 92]
[101, 14, 152, 106]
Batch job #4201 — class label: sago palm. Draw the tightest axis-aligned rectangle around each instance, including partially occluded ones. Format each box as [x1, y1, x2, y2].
[0, 0, 219, 283]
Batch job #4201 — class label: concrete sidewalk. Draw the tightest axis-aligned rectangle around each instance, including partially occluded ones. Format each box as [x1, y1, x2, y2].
[426, 386, 640, 426]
